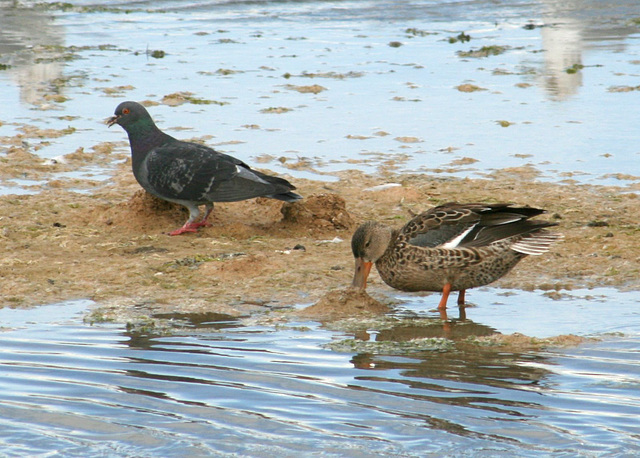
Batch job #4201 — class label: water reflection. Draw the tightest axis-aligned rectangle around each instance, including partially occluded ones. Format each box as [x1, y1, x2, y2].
[1, 299, 639, 455]
[2, 0, 640, 108]
[353, 311, 492, 343]
[349, 317, 551, 394]
[153, 311, 244, 330]
[123, 311, 243, 350]
[539, 21, 583, 100]
[0, 3, 65, 104]
[118, 312, 559, 449]
[539, 0, 640, 99]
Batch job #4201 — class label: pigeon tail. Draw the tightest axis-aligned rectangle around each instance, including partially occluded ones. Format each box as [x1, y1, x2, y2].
[267, 191, 303, 202]
[251, 169, 302, 202]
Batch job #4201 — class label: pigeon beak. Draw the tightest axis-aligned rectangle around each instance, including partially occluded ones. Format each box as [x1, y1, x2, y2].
[352, 257, 373, 290]
[106, 115, 119, 127]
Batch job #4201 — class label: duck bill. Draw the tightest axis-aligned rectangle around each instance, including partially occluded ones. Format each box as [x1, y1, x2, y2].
[106, 115, 119, 127]
[352, 258, 373, 290]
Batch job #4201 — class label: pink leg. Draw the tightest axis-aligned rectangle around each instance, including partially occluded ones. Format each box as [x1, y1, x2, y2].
[168, 204, 214, 236]
[190, 204, 214, 229]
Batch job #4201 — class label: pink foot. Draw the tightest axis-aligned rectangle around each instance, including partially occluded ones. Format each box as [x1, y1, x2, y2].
[168, 219, 214, 236]
[169, 222, 201, 236]
[169, 227, 198, 236]
[190, 220, 212, 229]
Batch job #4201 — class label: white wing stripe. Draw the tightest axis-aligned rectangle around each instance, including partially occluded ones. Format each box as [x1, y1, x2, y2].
[441, 224, 477, 248]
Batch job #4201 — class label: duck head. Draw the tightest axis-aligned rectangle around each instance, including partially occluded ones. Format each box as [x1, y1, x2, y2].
[351, 221, 393, 289]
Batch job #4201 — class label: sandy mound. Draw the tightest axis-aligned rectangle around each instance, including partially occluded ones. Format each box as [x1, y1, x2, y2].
[98, 190, 188, 233]
[297, 288, 390, 320]
[282, 193, 354, 231]
[90, 190, 354, 238]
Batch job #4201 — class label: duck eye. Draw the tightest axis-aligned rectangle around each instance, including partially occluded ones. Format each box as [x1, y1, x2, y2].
[122, 108, 130, 115]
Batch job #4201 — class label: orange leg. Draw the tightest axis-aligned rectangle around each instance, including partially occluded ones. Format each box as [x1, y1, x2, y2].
[457, 289, 466, 306]
[458, 304, 467, 321]
[438, 283, 452, 310]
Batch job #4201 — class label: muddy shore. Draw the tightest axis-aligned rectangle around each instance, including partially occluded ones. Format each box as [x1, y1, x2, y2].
[1, 146, 638, 324]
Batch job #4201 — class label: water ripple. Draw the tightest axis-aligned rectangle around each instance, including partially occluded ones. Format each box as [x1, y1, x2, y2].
[0, 296, 639, 456]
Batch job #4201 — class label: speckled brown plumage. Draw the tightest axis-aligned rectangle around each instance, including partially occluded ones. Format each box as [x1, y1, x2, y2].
[351, 202, 562, 310]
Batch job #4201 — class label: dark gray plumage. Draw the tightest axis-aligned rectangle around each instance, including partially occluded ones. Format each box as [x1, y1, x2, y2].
[107, 101, 302, 235]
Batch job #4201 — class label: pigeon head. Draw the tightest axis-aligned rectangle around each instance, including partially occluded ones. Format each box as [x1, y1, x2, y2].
[107, 101, 153, 131]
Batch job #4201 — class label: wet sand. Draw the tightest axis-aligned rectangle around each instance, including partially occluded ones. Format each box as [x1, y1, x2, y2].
[1, 147, 638, 325]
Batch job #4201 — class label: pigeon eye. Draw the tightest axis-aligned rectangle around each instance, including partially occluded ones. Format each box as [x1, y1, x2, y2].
[122, 108, 130, 115]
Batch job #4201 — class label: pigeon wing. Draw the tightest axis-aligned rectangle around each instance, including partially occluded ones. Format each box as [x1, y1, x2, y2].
[146, 140, 294, 203]
[145, 141, 239, 202]
[205, 161, 293, 202]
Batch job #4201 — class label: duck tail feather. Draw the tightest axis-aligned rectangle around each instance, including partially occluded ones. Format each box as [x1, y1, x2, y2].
[511, 231, 564, 255]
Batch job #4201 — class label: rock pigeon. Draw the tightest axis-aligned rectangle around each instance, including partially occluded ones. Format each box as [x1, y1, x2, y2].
[107, 101, 302, 235]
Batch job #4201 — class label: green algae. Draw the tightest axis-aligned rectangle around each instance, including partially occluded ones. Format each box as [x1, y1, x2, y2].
[161, 92, 229, 106]
[448, 32, 471, 44]
[33, 2, 157, 14]
[565, 63, 584, 74]
[457, 45, 508, 58]
[323, 316, 443, 333]
[260, 107, 293, 114]
[326, 337, 454, 354]
[405, 28, 436, 37]
[161, 252, 246, 271]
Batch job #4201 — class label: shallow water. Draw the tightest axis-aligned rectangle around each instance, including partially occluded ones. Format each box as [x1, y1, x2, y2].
[1, 0, 640, 190]
[1, 289, 639, 457]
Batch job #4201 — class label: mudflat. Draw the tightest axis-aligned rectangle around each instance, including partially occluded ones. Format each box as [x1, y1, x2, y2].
[1, 152, 637, 322]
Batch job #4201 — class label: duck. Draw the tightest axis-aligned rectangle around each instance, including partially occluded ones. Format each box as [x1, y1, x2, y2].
[107, 101, 301, 235]
[351, 202, 562, 311]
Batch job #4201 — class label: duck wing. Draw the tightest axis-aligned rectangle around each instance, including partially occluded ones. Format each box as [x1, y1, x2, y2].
[402, 203, 554, 249]
[401, 203, 485, 248]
